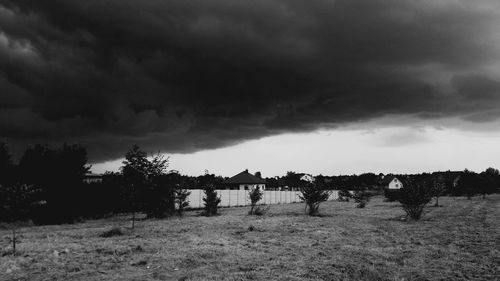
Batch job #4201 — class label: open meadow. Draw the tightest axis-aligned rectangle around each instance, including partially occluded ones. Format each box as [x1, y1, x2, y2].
[1, 195, 499, 281]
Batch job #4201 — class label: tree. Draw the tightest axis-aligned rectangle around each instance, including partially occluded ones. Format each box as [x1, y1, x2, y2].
[398, 179, 433, 221]
[248, 187, 263, 215]
[121, 145, 170, 226]
[338, 189, 351, 202]
[122, 145, 149, 228]
[299, 183, 330, 216]
[202, 184, 221, 216]
[19, 144, 90, 224]
[352, 190, 371, 208]
[480, 167, 499, 198]
[431, 175, 447, 207]
[0, 183, 41, 255]
[175, 178, 191, 216]
[456, 170, 482, 200]
[0, 141, 14, 185]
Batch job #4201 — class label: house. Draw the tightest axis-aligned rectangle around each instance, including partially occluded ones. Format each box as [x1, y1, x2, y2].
[300, 174, 314, 183]
[83, 173, 103, 184]
[224, 169, 266, 191]
[383, 176, 403, 189]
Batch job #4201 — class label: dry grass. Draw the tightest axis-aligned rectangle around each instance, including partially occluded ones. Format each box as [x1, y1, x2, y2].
[1, 195, 499, 281]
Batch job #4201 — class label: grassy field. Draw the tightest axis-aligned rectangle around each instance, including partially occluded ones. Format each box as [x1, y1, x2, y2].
[1, 195, 499, 281]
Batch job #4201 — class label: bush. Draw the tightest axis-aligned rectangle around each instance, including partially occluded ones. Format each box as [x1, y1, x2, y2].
[352, 190, 371, 208]
[338, 189, 351, 202]
[299, 184, 330, 216]
[175, 186, 191, 216]
[248, 188, 263, 215]
[398, 179, 433, 221]
[384, 189, 400, 202]
[202, 184, 221, 216]
[100, 227, 124, 238]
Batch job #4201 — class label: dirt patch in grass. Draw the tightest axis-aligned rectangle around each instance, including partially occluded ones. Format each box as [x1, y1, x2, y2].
[0, 196, 499, 280]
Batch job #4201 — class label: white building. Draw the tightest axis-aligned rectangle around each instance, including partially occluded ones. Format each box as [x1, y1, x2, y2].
[386, 177, 403, 189]
[300, 174, 315, 183]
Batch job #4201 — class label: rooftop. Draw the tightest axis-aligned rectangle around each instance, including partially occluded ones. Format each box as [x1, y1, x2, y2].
[224, 170, 266, 184]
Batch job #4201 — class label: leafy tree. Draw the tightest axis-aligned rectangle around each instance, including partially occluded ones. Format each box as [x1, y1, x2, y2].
[398, 179, 433, 221]
[0, 183, 41, 255]
[338, 189, 351, 202]
[0, 141, 14, 185]
[432, 175, 447, 207]
[480, 167, 499, 198]
[19, 144, 90, 224]
[175, 179, 191, 215]
[456, 170, 482, 200]
[384, 189, 400, 202]
[121, 145, 170, 226]
[202, 184, 221, 216]
[248, 187, 263, 215]
[299, 183, 330, 216]
[122, 145, 149, 228]
[284, 171, 306, 190]
[352, 190, 371, 208]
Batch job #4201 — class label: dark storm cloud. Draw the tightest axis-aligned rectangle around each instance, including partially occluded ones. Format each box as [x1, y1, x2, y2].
[0, 0, 499, 161]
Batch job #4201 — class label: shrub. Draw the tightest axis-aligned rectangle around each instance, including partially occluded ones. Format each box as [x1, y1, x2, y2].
[338, 189, 351, 202]
[431, 176, 447, 207]
[175, 186, 191, 216]
[352, 190, 371, 208]
[100, 227, 124, 238]
[248, 188, 263, 215]
[299, 184, 330, 216]
[384, 189, 400, 202]
[398, 179, 433, 221]
[202, 184, 221, 216]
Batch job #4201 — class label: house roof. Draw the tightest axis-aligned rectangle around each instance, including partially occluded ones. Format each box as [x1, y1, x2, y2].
[224, 170, 266, 184]
[381, 176, 399, 186]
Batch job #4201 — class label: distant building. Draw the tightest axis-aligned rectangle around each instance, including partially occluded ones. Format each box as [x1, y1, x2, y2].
[300, 174, 314, 183]
[83, 173, 103, 184]
[224, 169, 266, 191]
[383, 177, 403, 189]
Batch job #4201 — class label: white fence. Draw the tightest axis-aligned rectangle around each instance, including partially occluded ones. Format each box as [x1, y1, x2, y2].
[187, 189, 339, 208]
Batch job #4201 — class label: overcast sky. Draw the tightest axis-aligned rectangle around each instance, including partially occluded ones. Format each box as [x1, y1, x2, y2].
[1, 0, 500, 176]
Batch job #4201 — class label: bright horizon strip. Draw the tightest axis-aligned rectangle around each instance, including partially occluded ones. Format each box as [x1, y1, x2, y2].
[91, 122, 500, 178]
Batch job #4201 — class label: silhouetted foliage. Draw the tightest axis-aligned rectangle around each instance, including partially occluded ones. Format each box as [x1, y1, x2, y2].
[338, 189, 351, 202]
[248, 187, 263, 215]
[384, 189, 400, 202]
[398, 179, 433, 221]
[121, 145, 170, 223]
[202, 184, 221, 216]
[0, 142, 14, 185]
[175, 181, 191, 216]
[299, 183, 330, 216]
[19, 144, 90, 224]
[480, 167, 499, 198]
[431, 175, 447, 206]
[352, 190, 371, 208]
[455, 169, 483, 200]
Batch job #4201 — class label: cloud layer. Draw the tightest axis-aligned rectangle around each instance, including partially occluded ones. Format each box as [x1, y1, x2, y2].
[0, 0, 499, 161]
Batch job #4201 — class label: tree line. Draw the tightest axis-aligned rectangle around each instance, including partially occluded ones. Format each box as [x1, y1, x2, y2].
[1, 141, 499, 225]
[0, 142, 222, 225]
